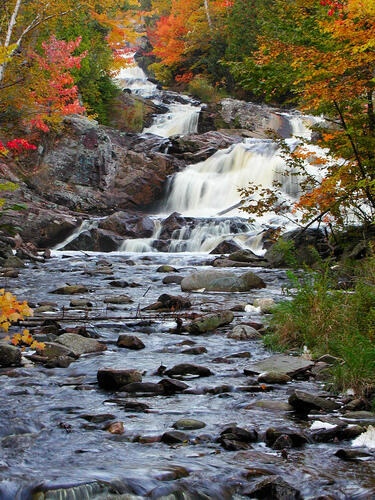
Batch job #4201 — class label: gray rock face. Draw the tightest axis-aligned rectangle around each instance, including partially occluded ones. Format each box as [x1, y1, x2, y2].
[56, 333, 106, 357]
[245, 354, 314, 377]
[181, 270, 266, 292]
[0, 343, 21, 367]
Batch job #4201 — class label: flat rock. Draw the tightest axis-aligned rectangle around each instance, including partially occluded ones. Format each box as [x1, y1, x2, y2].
[38, 342, 76, 359]
[245, 354, 314, 377]
[103, 295, 133, 304]
[173, 419, 206, 430]
[165, 363, 213, 378]
[51, 285, 88, 295]
[97, 368, 142, 390]
[56, 333, 106, 357]
[120, 382, 165, 394]
[258, 372, 291, 384]
[162, 275, 184, 285]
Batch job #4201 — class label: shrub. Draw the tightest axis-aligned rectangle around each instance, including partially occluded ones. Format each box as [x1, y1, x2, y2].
[266, 256, 375, 395]
[187, 75, 226, 103]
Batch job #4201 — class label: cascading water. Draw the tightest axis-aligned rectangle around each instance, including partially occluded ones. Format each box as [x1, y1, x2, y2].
[116, 53, 200, 137]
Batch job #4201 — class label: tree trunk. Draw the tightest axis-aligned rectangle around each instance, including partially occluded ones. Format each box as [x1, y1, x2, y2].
[0, 0, 22, 86]
[204, 0, 213, 30]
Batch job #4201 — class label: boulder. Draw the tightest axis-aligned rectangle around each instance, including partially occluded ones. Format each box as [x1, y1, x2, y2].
[103, 295, 133, 305]
[157, 265, 178, 273]
[51, 285, 88, 295]
[165, 363, 213, 378]
[187, 311, 234, 334]
[56, 333, 106, 357]
[162, 275, 184, 285]
[258, 372, 291, 384]
[63, 228, 123, 252]
[228, 325, 260, 340]
[98, 211, 154, 238]
[244, 354, 314, 377]
[288, 390, 340, 415]
[209, 240, 242, 255]
[161, 431, 188, 445]
[37, 342, 76, 359]
[265, 228, 329, 267]
[0, 343, 21, 367]
[120, 382, 165, 394]
[144, 294, 191, 312]
[116, 335, 145, 350]
[228, 249, 264, 263]
[159, 213, 186, 240]
[181, 270, 266, 292]
[172, 419, 206, 430]
[253, 298, 275, 313]
[97, 368, 142, 390]
[265, 427, 308, 448]
[243, 476, 302, 499]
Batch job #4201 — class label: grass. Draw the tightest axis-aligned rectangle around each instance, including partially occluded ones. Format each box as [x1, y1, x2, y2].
[265, 254, 375, 395]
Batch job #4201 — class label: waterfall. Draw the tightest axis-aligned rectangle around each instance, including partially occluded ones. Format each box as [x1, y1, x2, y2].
[143, 103, 200, 137]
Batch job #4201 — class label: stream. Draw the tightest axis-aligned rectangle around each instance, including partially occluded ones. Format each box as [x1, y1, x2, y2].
[0, 57, 375, 500]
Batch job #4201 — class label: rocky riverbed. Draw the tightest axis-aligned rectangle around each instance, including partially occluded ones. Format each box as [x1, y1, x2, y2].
[1, 251, 375, 499]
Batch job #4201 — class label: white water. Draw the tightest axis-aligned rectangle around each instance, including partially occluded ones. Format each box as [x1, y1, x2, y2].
[116, 53, 200, 137]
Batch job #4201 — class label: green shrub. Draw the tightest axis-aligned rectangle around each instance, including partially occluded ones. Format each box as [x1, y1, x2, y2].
[187, 75, 226, 103]
[266, 256, 375, 394]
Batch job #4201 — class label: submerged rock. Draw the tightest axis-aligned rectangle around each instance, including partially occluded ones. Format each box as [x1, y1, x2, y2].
[181, 270, 266, 292]
[173, 419, 206, 430]
[51, 285, 88, 295]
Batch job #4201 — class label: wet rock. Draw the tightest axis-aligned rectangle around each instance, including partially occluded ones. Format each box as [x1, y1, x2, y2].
[245, 354, 314, 377]
[246, 400, 293, 412]
[243, 476, 302, 499]
[157, 265, 178, 273]
[107, 421, 124, 435]
[228, 249, 264, 263]
[38, 342, 77, 359]
[220, 425, 258, 450]
[228, 351, 251, 359]
[165, 363, 213, 378]
[45, 355, 75, 368]
[64, 228, 123, 252]
[116, 335, 145, 350]
[159, 378, 189, 394]
[120, 382, 165, 394]
[162, 275, 184, 285]
[97, 368, 142, 390]
[181, 346, 207, 355]
[272, 435, 294, 450]
[64, 326, 99, 339]
[80, 413, 115, 423]
[258, 372, 291, 384]
[161, 431, 188, 445]
[253, 298, 276, 314]
[181, 269, 266, 292]
[108, 280, 129, 288]
[70, 299, 93, 308]
[228, 324, 260, 340]
[3, 255, 25, 268]
[51, 285, 88, 295]
[205, 385, 233, 394]
[344, 411, 375, 420]
[103, 295, 133, 304]
[56, 333, 106, 357]
[289, 390, 340, 415]
[209, 240, 242, 254]
[265, 427, 308, 448]
[98, 211, 154, 238]
[187, 311, 234, 334]
[159, 212, 186, 240]
[309, 425, 347, 443]
[173, 419, 206, 430]
[0, 343, 21, 367]
[335, 448, 375, 461]
[144, 294, 191, 311]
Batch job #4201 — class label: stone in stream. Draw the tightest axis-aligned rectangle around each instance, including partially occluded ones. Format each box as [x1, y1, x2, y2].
[244, 354, 314, 378]
[181, 346, 207, 355]
[119, 382, 165, 395]
[228, 249, 264, 263]
[159, 378, 190, 394]
[242, 476, 302, 499]
[108, 280, 129, 288]
[186, 311, 234, 334]
[51, 284, 88, 295]
[106, 421, 124, 435]
[209, 239, 242, 254]
[288, 390, 340, 415]
[257, 372, 291, 384]
[253, 298, 276, 313]
[56, 333, 106, 357]
[246, 400, 293, 412]
[80, 413, 115, 423]
[165, 363, 213, 378]
[3, 255, 25, 268]
[172, 419, 206, 430]
[181, 270, 266, 292]
[103, 295, 133, 304]
[162, 275, 184, 285]
[97, 368, 142, 390]
[144, 294, 191, 311]
[38, 341, 77, 360]
[228, 324, 260, 341]
[116, 334, 145, 350]
[157, 265, 178, 273]
[70, 299, 93, 308]
[219, 425, 258, 451]
[0, 343, 21, 367]
[34, 304, 59, 314]
[265, 427, 308, 448]
[335, 449, 375, 461]
[161, 430, 188, 445]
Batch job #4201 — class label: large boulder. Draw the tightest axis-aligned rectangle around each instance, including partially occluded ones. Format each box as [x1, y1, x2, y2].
[265, 228, 329, 267]
[187, 311, 234, 334]
[98, 211, 154, 239]
[181, 270, 266, 292]
[63, 228, 123, 252]
[159, 212, 186, 240]
[56, 333, 107, 357]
